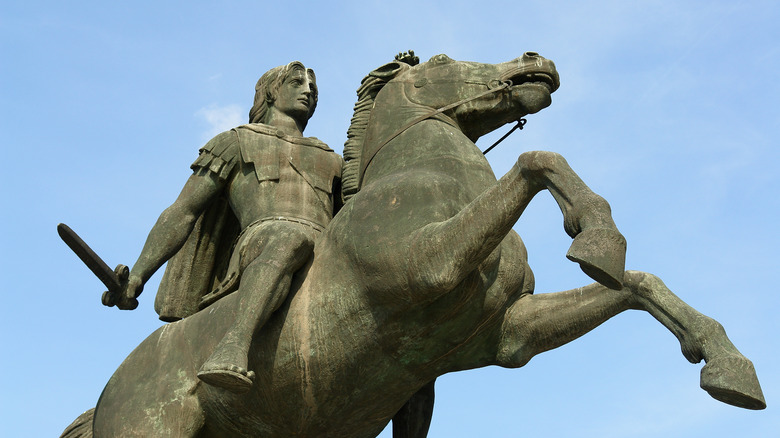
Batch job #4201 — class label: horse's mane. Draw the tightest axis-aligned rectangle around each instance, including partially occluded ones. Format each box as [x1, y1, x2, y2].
[342, 52, 419, 201]
[341, 75, 391, 201]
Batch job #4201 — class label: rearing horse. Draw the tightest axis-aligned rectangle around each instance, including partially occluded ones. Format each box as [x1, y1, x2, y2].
[66, 52, 764, 438]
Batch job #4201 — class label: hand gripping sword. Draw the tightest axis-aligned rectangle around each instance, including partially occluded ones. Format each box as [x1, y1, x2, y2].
[57, 223, 138, 310]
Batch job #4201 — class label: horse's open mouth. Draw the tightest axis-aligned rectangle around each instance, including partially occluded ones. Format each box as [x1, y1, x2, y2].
[507, 72, 559, 93]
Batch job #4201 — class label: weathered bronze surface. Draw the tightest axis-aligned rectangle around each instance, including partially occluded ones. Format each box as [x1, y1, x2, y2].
[61, 52, 765, 438]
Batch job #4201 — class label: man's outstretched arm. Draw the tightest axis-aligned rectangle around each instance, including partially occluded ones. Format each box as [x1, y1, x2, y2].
[118, 171, 224, 309]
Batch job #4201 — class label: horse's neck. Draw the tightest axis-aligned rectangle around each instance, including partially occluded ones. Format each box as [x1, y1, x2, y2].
[366, 97, 460, 145]
[361, 99, 477, 184]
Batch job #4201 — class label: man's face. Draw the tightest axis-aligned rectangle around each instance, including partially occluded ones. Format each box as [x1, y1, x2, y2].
[273, 67, 316, 122]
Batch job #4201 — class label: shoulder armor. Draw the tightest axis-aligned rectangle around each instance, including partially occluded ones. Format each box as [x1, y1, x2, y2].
[190, 130, 240, 181]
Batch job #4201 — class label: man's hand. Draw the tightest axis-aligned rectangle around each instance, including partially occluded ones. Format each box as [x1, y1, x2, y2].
[104, 268, 142, 310]
[118, 273, 143, 310]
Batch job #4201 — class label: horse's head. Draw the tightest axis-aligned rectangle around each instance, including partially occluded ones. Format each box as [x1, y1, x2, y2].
[343, 52, 561, 197]
[375, 52, 560, 141]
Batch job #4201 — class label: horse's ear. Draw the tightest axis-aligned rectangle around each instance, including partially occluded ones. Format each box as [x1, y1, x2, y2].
[428, 54, 454, 65]
[369, 61, 410, 80]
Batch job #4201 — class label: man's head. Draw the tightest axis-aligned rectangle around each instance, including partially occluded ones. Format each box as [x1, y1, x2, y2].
[248, 62, 318, 128]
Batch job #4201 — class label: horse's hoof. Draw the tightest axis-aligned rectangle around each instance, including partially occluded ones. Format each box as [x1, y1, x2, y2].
[198, 368, 255, 394]
[566, 228, 626, 290]
[701, 354, 766, 410]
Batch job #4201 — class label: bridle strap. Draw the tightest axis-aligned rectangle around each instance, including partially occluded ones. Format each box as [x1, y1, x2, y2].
[359, 80, 513, 187]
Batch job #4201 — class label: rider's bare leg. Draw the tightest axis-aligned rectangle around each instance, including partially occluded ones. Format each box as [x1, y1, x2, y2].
[495, 270, 765, 409]
[198, 225, 315, 393]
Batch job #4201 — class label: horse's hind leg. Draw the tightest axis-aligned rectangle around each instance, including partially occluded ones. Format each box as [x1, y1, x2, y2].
[517, 151, 626, 289]
[392, 379, 435, 438]
[623, 270, 766, 409]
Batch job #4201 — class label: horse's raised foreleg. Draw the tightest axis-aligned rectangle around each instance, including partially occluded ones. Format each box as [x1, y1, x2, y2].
[622, 271, 766, 409]
[408, 151, 625, 299]
[517, 151, 626, 289]
[408, 159, 541, 296]
[495, 280, 635, 368]
[495, 270, 766, 410]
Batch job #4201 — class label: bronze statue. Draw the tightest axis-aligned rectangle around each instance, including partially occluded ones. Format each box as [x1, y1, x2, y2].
[61, 52, 765, 438]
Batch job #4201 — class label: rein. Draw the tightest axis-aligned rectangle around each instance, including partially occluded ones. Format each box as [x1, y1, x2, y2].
[359, 79, 525, 185]
[481, 118, 526, 155]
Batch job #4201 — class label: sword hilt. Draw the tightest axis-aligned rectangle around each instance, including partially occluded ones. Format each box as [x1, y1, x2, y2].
[101, 264, 136, 309]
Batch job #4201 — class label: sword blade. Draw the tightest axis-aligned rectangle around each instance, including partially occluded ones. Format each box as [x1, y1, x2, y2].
[57, 223, 121, 292]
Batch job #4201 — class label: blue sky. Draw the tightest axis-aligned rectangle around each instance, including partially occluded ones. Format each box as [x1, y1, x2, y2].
[2, 1, 778, 436]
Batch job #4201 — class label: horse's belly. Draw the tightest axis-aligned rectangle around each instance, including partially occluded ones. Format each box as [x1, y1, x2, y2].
[200, 343, 410, 437]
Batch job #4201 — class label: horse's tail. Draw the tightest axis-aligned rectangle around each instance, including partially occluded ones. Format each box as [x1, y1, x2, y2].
[59, 408, 94, 438]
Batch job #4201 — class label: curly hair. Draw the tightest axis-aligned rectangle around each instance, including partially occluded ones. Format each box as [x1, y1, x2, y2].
[248, 61, 318, 126]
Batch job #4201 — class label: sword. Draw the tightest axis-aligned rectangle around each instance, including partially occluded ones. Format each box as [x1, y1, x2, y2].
[57, 223, 137, 310]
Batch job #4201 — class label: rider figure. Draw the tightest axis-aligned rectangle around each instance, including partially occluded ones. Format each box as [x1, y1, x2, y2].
[119, 62, 343, 393]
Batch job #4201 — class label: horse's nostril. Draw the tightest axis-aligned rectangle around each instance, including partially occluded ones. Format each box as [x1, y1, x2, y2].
[524, 51, 539, 58]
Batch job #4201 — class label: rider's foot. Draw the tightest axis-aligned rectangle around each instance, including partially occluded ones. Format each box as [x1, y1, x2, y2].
[566, 227, 626, 290]
[198, 363, 255, 394]
[198, 338, 254, 393]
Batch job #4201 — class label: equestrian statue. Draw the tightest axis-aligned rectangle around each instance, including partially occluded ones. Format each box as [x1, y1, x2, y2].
[60, 51, 765, 438]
